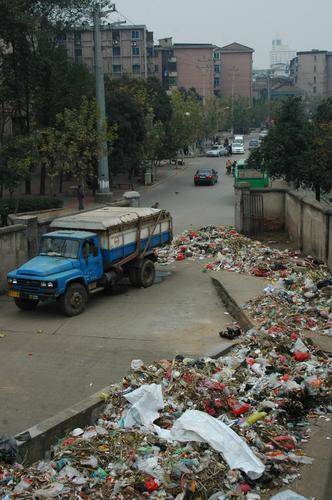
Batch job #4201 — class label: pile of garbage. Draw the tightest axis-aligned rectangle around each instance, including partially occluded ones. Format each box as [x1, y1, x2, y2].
[158, 226, 332, 336]
[1, 324, 331, 498]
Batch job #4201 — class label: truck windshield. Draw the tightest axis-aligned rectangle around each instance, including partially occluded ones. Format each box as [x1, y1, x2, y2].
[40, 238, 79, 258]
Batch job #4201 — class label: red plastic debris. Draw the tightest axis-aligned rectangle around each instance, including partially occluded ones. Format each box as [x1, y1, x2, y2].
[293, 351, 310, 361]
[176, 253, 185, 261]
[145, 477, 159, 492]
[274, 435, 296, 450]
[239, 483, 251, 493]
[227, 398, 250, 416]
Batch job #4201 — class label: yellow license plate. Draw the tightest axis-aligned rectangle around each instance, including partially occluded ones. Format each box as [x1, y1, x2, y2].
[7, 290, 20, 298]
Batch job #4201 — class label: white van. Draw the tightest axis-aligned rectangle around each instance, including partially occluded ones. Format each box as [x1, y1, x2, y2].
[234, 135, 244, 144]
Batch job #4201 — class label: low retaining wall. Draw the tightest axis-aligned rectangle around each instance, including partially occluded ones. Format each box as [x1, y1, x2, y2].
[235, 187, 332, 271]
[0, 225, 28, 292]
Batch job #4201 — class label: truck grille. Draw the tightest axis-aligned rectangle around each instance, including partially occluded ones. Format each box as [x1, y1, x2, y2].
[16, 279, 41, 293]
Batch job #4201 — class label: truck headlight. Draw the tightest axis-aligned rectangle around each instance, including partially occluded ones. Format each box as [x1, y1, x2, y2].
[41, 281, 47, 287]
[12, 279, 17, 285]
[7, 278, 13, 284]
[47, 282, 54, 288]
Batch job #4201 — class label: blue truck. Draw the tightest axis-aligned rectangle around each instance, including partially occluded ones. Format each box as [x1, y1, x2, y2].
[7, 207, 173, 316]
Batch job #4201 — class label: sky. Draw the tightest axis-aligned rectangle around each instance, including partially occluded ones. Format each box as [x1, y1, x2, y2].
[112, 0, 331, 68]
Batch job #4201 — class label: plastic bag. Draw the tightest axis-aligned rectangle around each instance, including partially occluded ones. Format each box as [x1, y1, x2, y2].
[155, 410, 265, 479]
[270, 490, 307, 500]
[123, 384, 164, 428]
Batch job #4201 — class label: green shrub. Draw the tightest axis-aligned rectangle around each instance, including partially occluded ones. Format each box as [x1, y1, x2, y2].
[0, 197, 63, 213]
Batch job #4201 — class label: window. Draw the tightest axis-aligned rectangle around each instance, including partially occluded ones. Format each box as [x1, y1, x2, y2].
[75, 47, 82, 63]
[40, 238, 79, 259]
[132, 30, 140, 40]
[132, 46, 140, 56]
[112, 65, 122, 73]
[112, 30, 120, 44]
[314, 76, 316, 83]
[314, 55, 317, 61]
[169, 76, 177, 86]
[214, 77, 220, 87]
[132, 64, 141, 74]
[155, 64, 159, 73]
[56, 34, 67, 44]
[112, 46, 120, 57]
[313, 86, 317, 94]
[214, 64, 220, 74]
[213, 52, 220, 60]
[74, 31, 81, 45]
[314, 65, 317, 72]
[147, 47, 154, 57]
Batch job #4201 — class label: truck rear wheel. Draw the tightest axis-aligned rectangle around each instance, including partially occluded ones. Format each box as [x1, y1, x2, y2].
[60, 283, 88, 317]
[136, 259, 156, 288]
[14, 297, 39, 311]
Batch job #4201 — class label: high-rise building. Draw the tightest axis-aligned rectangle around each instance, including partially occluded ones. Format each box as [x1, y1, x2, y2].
[63, 24, 156, 79]
[270, 37, 296, 67]
[290, 49, 332, 97]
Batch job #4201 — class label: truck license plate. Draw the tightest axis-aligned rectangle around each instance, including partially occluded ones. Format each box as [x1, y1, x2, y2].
[7, 290, 20, 298]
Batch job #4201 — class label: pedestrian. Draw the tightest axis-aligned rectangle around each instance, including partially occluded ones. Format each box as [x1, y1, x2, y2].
[232, 160, 237, 177]
[228, 144, 232, 156]
[226, 159, 232, 175]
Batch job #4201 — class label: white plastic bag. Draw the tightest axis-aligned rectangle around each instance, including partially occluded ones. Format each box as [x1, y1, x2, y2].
[123, 384, 164, 428]
[270, 490, 307, 500]
[155, 410, 265, 479]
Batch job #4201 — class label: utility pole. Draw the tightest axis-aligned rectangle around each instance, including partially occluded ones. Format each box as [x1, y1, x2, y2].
[267, 71, 271, 126]
[94, 2, 116, 203]
[230, 66, 238, 135]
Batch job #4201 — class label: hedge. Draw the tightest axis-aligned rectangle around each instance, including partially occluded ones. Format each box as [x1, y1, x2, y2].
[0, 197, 63, 213]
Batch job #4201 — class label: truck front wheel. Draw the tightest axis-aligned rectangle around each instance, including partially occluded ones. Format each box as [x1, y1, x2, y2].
[14, 297, 39, 311]
[136, 259, 156, 288]
[60, 283, 88, 317]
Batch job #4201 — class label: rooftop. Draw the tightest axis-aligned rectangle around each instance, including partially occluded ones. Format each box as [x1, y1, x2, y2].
[220, 42, 254, 53]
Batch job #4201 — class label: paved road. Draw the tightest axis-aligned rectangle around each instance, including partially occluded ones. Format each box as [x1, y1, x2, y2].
[141, 156, 238, 233]
[0, 154, 242, 435]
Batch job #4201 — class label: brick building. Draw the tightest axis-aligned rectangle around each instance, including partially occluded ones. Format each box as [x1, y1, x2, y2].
[64, 24, 155, 79]
[290, 50, 332, 97]
[219, 43, 254, 100]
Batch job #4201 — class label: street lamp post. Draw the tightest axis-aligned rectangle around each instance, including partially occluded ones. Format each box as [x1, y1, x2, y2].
[94, 2, 115, 203]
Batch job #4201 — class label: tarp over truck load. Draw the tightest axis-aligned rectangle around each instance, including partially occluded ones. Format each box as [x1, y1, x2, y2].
[50, 206, 172, 265]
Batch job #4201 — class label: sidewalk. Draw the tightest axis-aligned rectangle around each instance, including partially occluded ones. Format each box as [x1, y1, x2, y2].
[61, 161, 189, 210]
[210, 271, 332, 500]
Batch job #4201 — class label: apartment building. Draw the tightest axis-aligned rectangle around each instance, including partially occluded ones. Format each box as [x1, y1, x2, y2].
[290, 50, 332, 97]
[219, 43, 254, 99]
[270, 37, 296, 67]
[64, 24, 155, 79]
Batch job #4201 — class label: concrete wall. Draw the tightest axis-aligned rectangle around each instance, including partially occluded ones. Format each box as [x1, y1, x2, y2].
[235, 187, 332, 270]
[286, 191, 332, 266]
[0, 225, 28, 292]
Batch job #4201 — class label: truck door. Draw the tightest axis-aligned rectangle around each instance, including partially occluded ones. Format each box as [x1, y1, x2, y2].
[80, 239, 103, 283]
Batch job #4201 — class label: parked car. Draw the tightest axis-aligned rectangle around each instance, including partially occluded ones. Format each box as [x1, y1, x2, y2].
[194, 168, 218, 185]
[206, 145, 226, 157]
[231, 142, 245, 154]
[249, 138, 259, 150]
[259, 129, 268, 140]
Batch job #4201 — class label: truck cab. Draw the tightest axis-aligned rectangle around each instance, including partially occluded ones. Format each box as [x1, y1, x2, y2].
[7, 231, 104, 316]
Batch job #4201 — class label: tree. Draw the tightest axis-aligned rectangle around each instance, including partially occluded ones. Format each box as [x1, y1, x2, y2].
[0, 0, 97, 194]
[248, 97, 310, 184]
[105, 81, 146, 180]
[302, 99, 332, 200]
[55, 97, 117, 208]
[0, 136, 31, 197]
[166, 90, 204, 159]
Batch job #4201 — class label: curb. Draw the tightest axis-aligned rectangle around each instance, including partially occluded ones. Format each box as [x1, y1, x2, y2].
[210, 276, 255, 330]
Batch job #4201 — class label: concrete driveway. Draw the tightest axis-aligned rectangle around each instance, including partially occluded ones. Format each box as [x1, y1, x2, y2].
[0, 261, 232, 435]
[0, 154, 240, 435]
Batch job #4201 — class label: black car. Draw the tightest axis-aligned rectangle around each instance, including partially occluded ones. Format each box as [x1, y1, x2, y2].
[194, 168, 218, 186]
